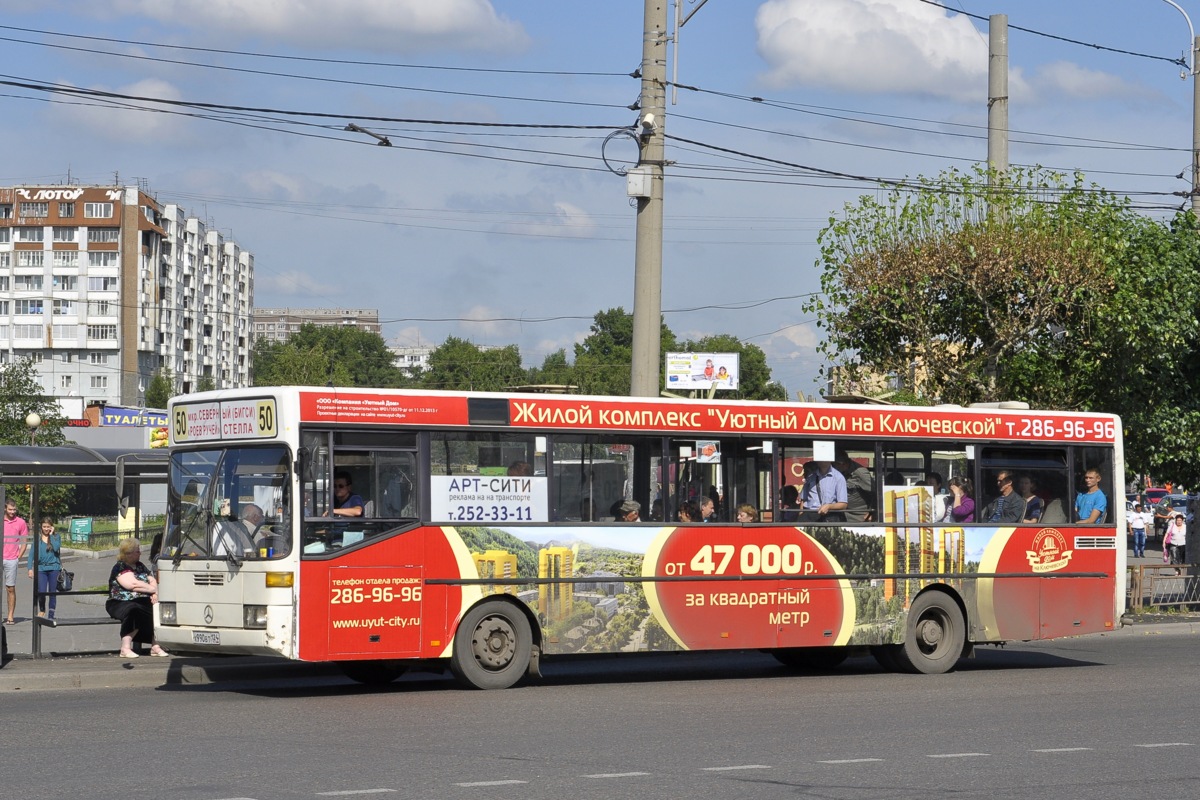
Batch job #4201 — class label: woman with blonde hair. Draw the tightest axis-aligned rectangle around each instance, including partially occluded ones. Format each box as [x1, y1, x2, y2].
[735, 504, 759, 523]
[105, 538, 168, 658]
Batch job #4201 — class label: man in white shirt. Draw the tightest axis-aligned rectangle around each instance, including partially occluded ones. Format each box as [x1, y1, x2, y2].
[1128, 503, 1151, 558]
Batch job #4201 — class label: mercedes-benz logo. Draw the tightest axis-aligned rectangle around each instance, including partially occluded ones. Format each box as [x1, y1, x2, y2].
[203, 605, 214, 624]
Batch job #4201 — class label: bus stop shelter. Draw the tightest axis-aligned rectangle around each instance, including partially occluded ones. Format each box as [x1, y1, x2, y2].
[0, 444, 168, 658]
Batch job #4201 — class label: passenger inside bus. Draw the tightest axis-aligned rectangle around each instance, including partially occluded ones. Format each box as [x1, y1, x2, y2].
[778, 485, 801, 522]
[328, 471, 365, 518]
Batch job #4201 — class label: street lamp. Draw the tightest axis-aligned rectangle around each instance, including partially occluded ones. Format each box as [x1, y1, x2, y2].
[24, 412, 40, 446]
[1159, 0, 1200, 214]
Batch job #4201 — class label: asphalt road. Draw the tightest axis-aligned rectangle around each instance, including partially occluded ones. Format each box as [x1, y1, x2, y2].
[3, 632, 1196, 800]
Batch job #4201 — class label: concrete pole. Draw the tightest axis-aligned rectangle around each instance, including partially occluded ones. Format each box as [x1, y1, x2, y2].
[630, 0, 668, 398]
[988, 14, 1009, 175]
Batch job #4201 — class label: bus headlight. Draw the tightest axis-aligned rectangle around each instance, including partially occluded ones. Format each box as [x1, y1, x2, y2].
[243, 605, 268, 629]
[159, 602, 177, 625]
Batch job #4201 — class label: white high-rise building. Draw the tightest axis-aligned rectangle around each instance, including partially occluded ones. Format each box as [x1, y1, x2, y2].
[0, 184, 253, 408]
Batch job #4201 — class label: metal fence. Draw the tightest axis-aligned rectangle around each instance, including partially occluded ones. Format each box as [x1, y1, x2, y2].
[1128, 564, 1200, 611]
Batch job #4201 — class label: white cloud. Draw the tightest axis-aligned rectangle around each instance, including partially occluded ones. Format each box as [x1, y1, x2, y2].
[109, 0, 529, 54]
[755, 0, 988, 102]
[48, 78, 187, 142]
[254, 269, 338, 298]
[1027, 61, 1163, 106]
[754, 0, 1154, 108]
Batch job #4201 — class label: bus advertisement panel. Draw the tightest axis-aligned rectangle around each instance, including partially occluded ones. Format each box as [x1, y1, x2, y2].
[157, 387, 1123, 689]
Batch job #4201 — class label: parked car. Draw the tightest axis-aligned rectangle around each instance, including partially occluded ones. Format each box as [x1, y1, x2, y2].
[1144, 488, 1170, 506]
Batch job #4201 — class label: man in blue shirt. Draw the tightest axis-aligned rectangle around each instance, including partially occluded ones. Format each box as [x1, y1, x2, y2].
[1075, 468, 1108, 523]
[800, 461, 848, 522]
[329, 471, 365, 518]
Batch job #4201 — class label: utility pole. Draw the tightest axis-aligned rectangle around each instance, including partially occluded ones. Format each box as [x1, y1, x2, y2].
[630, 0, 668, 398]
[1192, 35, 1199, 215]
[987, 14, 1009, 175]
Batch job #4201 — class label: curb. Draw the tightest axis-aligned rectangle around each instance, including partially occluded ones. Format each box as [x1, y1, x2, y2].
[0, 655, 345, 693]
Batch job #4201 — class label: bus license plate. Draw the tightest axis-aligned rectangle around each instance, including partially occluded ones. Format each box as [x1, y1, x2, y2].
[192, 631, 221, 646]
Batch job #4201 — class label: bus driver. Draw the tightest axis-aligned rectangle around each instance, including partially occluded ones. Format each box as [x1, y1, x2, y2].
[328, 471, 365, 518]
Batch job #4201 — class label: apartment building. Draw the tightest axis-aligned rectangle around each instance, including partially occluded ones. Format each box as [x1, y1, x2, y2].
[251, 307, 380, 343]
[0, 184, 252, 407]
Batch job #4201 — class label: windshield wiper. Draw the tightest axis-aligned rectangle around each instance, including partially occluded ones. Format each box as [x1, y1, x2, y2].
[172, 506, 210, 567]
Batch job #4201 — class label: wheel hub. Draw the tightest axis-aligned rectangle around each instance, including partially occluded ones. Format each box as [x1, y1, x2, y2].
[472, 616, 516, 670]
[917, 617, 944, 649]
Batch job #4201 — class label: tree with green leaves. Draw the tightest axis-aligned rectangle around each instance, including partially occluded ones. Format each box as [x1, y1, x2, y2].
[676, 334, 788, 401]
[144, 370, 174, 409]
[807, 166, 1125, 405]
[420, 337, 526, 391]
[807, 164, 1200, 486]
[0, 359, 71, 518]
[252, 325, 404, 388]
[526, 349, 576, 389]
[0, 359, 66, 447]
[573, 308, 678, 396]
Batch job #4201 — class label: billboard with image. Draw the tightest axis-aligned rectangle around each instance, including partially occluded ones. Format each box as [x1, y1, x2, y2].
[665, 352, 740, 391]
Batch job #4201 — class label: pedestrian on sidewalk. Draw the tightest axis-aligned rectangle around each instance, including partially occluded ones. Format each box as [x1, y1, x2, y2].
[1128, 503, 1151, 558]
[26, 517, 62, 620]
[3, 500, 29, 625]
[1167, 513, 1188, 576]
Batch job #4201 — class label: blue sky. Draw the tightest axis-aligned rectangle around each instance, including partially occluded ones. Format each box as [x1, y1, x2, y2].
[0, 1, 1194, 397]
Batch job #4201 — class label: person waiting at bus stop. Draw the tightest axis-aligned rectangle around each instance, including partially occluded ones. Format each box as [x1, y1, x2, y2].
[26, 517, 62, 620]
[328, 471, 365, 518]
[106, 538, 169, 658]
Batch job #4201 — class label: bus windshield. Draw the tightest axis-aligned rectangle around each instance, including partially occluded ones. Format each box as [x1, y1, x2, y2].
[164, 445, 291, 562]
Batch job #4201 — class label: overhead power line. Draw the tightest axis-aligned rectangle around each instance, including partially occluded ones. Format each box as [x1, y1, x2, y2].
[0, 24, 629, 77]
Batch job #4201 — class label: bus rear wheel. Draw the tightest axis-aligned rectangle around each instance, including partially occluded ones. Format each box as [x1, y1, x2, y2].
[894, 591, 965, 675]
[450, 600, 532, 690]
[337, 661, 407, 686]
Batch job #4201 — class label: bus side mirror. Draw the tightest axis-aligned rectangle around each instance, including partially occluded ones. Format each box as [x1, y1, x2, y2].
[294, 447, 309, 478]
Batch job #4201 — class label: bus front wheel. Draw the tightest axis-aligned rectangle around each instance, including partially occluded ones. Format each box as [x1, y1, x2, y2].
[450, 600, 532, 690]
[894, 591, 965, 675]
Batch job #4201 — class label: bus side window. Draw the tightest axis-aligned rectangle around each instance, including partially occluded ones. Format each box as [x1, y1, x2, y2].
[377, 453, 417, 518]
[551, 435, 660, 522]
[1072, 447, 1113, 524]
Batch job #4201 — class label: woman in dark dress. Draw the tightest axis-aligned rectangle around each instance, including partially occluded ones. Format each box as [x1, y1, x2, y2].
[106, 538, 169, 658]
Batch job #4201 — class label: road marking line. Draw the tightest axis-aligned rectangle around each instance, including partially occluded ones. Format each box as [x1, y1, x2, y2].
[818, 758, 884, 764]
[703, 765, 772, 771]
[927, 753, 988, 758]
[453, 781, 527, 787]
[1032, 748, 1092, 753]
[581, 772, 651, 778]
[1134, 743, 1193, 748]
[316, 791, 397, 796]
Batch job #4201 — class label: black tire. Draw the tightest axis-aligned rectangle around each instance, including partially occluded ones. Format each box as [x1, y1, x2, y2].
[870, 644, 902, 672]
[772, 646, 848, 670]
[337, 660, 406, 686]
[450, 600, 532, 690]
[894, 591, 966, 675]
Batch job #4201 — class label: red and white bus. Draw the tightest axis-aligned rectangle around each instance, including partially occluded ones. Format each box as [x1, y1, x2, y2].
[156, 387, 1125, 688]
